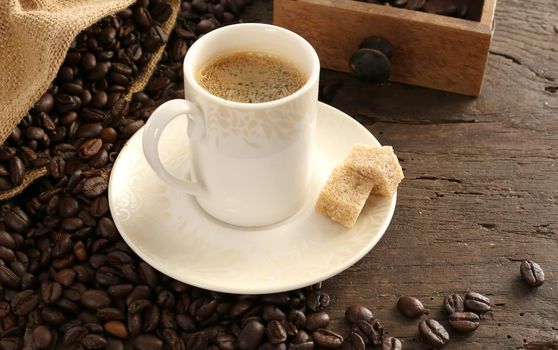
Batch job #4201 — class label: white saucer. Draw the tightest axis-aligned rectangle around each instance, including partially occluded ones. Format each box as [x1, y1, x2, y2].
[108, 102, 396, 294]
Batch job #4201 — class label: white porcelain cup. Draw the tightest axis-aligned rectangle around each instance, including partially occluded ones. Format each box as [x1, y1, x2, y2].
[142, 23, 320, 227]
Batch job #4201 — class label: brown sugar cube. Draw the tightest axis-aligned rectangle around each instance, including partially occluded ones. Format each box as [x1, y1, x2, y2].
[315, 165, 375, 228]
[344, 144, 404, 196]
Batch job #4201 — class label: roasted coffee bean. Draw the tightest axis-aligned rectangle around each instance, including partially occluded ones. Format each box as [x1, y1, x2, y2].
[238, 319, 265, 350]
[82, 176, 108, 197]
[142, 305, 160, 332]
[82, 107, 107, 122]
[381, 337, 402, 350]
[4, 206, 31, 232]
[342, 331, 365, 350]
[418, 319, 449, 347]
[81, 52, 97, 70]
[36, 92, 55, 112]
[55, 268, 77, 286]
[449, 311, 480, 333]
[306, 291, 330, 312]
[0, 231, 16, 249]
[55, 93, 81, 113]
[81, 333, 108, 349]
[0, 246, 15, 261]
[41, 307, 66, 325]
[87, 61, 111, 81]
[32, 325, 54, 350]
[444, 294, 464, 314]
[40, 281, 62, 305]
[262, 305, 286, 322]
[104, 320, 129, 339]
[11, 289, 39, 315]
[288, 309, 306, 328]
[81, 289, 111, 309]
[133, 334, 163, 350]
[267, 320, 287, 344]
[353, 319, 383, 346]
[0, 337, 21, 350]
[397, 295, 426, 318]
[345, 305, 373, 323]
[289, 342, 314, 350]
[305, 311, 330, 331]
[78, 138, 103, 159]
[0, 267, 21, 290]
[9, 156, 25, 186]
[313, 329, 343, 348]
[464, 292, 491, 313]
[520, 260, 545, 287]
[0, 301, 9, 319]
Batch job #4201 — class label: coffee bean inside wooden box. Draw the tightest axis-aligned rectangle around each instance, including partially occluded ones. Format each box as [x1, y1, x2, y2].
[274, 0, 497, 96]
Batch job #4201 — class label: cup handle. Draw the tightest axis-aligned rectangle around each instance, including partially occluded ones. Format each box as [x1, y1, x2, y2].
[142, 99, 207, 197]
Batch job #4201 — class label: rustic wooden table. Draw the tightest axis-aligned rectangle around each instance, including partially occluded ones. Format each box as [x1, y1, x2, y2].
[244, 1, 557, 349]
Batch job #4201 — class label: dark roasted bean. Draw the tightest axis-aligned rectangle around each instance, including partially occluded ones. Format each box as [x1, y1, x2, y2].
[9, 156, 25, 186]
[381, 337, 402, 350]
[133, 334, 163, 350]
[81, 289, 111, 309]
[267, 320, 287, 344]
[353, 319, 383, 346]
[418, 319, 449, 347]
[238, 319, 265, 350]
[81, 333, 108, 349]
[105, 320, 129, 339]
[345, 305, 373, 324]
[11, 289, 39, 315]
[464, 292, 491, 313]
[82, 176, 108, 197]
[444, 293, 464, 314]
[4, 206, 30, 232]
[305, 311, 329, 331]
[32, 325, 54, 350]
[306, 291, 330, 312]
[313, 329, 343, 348]
[520, 260, 545, 287]
[449, 311, 480, 333]
[342, 331, 365, 350]
[397, 296, 426, 318]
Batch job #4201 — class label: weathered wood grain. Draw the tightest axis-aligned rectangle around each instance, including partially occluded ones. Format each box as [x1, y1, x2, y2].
[245, 0, 557, 349]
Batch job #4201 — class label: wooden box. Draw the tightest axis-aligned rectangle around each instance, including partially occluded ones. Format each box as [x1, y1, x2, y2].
[274, 0, 497, 96]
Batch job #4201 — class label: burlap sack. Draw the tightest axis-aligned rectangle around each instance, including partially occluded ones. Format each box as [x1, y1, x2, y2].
[0, 0, 180, 200]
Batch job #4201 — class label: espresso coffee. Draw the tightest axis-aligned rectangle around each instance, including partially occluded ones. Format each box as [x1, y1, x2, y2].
[197, 51, 306, 103]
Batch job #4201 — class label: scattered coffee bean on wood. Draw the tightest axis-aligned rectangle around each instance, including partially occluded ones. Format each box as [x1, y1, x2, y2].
[342, 331, 366, 350]
[464, 292, 491, 314]
[418, 319, 450, 347]
[443, 293, 464, 314]
[381, 336, 402, 350]
[397, 295, 427, 318]
[345, 305, 374, 323]
[520, 260, 545, 287]
[448, 312, 480, 333]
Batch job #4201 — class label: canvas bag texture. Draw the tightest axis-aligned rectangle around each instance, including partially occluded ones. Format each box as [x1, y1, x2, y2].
[0, 0, 179, 200]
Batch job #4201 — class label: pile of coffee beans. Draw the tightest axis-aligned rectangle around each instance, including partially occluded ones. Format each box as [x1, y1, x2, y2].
[355, 0, 470, 19]
[0, 0, 174, 192]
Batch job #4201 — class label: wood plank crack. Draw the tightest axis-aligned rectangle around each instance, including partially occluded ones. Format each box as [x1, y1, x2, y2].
[490, 50, 556, 82]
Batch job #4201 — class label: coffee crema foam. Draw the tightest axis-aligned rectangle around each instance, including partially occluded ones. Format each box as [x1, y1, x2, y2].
[197, 51, 306, 103]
